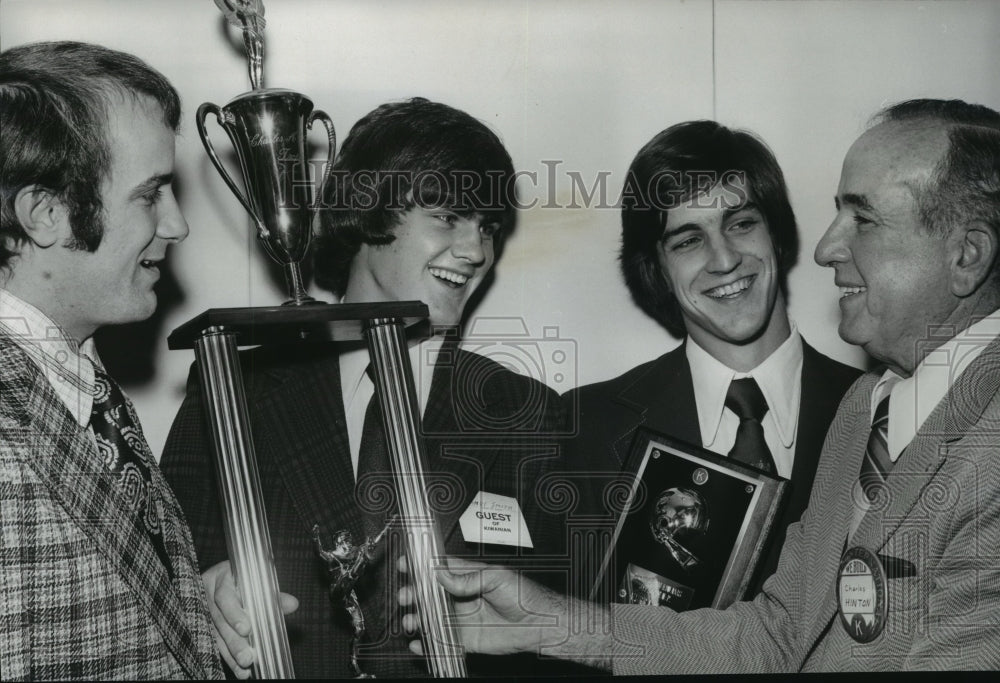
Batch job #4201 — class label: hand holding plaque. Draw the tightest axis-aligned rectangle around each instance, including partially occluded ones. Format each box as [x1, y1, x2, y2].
[596, 429, 787, 611]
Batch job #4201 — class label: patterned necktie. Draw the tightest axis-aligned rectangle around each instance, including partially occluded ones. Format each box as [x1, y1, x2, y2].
[725, 377, 777, 474]
[89, 364, 173, 579]
[857, 394, 893, 505]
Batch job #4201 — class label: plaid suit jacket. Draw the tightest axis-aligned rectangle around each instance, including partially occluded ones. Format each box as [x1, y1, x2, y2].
[608, 334, 1000, 673]
[562, 339, 860, 598]
[161, 341, 567, 678]
[0, 337, 222, 680]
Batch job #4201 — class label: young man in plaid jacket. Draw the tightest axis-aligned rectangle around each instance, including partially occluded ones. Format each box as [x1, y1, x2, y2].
[0, 41, 222, 680]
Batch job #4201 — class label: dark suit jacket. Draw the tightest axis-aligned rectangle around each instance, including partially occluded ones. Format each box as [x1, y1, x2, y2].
[0, 336, 222, 680]
[161, 341, 566, 678]
[562, 338, 860, 598]
[611, 335, 1000, 672]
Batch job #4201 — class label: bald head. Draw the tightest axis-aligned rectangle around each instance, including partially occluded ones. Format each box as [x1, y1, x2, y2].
[869, 99, 1000, 239]
[841, 121, 948, 223]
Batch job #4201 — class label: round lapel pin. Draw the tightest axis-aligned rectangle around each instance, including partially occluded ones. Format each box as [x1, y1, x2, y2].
[837, 546, 887, 643]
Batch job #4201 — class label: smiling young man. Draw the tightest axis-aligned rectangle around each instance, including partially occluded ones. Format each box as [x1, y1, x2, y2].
[0, 42, 222, 679]
[565, 120, 860, 599]
[160, 98, 566, 678]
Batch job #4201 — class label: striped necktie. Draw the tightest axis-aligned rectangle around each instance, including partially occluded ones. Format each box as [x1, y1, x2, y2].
[857, 394, 893, 505]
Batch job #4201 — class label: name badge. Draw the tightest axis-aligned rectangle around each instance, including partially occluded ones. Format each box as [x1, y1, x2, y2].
[837, 546, 888, 643]
[459, 492, 533, 548]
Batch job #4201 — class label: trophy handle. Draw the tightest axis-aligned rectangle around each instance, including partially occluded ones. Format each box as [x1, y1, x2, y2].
[307, 109, 337, 210]
[196, 101, 269, 241]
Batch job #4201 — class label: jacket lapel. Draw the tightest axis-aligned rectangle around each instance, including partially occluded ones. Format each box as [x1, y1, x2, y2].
[17, 368, 204, 678]
[852, 334, 1000, 552]
[613, 345, 700, 469]
[259, 349, 369, 544]
[424, 350, 503, 547]
[792, 343, 830, 483]
[259, 344, 486, 551]
[802, 375, 877, 651]
[148, 460, 219, 676]
[790, 342, 856, 516]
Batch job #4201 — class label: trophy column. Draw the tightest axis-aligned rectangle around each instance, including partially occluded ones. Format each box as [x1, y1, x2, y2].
[169, 302, 468, 678]
[189, 2, 467, 676]
[364, 319, 467, 678]
[193, 327, 294, 679]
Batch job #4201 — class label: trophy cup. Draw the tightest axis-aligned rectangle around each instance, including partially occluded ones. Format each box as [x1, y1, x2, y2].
[169, 1, 466, 677]
[198, 0, 334, 305]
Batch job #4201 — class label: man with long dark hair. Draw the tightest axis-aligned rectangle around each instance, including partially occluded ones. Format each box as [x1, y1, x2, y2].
[162, 98, 566, 678]
[568, 121, 859, 600]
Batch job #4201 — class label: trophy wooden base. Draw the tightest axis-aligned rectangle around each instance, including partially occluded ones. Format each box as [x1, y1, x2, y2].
[167, 301, 428, 349]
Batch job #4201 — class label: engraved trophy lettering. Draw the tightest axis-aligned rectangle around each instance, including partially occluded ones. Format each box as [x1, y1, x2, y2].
[198, 0, 336, 305]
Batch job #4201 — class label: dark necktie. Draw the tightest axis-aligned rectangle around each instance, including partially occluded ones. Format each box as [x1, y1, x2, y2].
[353, 370, 398, 655]
[89, 364, 173, 579]
[725, 378, 777, 474]
[857, 394, 893, 505]
[356, 368, 394, 534]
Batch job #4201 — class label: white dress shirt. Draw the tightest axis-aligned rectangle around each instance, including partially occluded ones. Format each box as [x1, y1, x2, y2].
[873, 308, 1000, 462]
[685, 326, 804, 478]
[0, 288, 102, 428]
[340, 336, 443, 478]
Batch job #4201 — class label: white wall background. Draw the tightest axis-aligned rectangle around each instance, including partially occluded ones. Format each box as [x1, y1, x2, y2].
[2, 0, 999, 457]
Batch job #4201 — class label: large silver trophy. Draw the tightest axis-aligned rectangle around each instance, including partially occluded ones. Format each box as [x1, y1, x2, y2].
[169, 1, 466, 678]
[198, 0, 334, 305]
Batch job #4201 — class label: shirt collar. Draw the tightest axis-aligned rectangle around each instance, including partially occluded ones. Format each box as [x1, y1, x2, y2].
[686, 324, 803, 449]
[0, 288, 100, 427]
[876, 308, 1000, 461]
[340, 340, 372, 413]
[339, 328, 445, 414]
